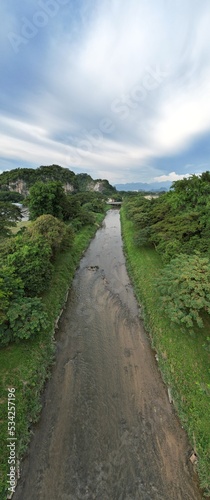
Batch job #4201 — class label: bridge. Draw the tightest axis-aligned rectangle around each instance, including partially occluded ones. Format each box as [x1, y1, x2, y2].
[106, 201, 122, 206]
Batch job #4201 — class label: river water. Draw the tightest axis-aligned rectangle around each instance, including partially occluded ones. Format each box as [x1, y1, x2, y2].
[14, 209, 201, 500]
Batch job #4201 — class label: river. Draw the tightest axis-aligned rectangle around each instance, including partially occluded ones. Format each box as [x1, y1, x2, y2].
[14, 209, 201, 500]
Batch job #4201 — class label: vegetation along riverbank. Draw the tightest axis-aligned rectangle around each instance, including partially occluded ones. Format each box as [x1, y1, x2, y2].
[120, 175, 210, 497]
[0, 176, 107, 498]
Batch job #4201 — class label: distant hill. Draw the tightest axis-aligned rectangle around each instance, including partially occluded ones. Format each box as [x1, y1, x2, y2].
[0, 165, 116, 197]
[115, 181, 172, 192]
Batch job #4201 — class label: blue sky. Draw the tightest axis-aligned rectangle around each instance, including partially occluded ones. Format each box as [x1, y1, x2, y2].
[0, 0, 210, 184]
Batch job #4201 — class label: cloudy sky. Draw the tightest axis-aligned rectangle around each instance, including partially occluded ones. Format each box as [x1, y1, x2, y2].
[0, 0, 210, 184]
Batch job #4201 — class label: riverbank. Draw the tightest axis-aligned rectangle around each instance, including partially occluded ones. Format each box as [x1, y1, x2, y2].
[120, 207, 210, 497]
[13, 209, 202, 500]
[0, 214, 105, 499]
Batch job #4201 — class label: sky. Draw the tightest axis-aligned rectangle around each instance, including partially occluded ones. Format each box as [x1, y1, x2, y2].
[0, 0, 210, 185]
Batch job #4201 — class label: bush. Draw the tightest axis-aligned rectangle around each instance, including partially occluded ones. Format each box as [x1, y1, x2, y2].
[79, 209, 95, 226]
[0, 191, 24, 202]
[0, 265, 23, 325]
[7, 297, 48, 341]
[8, 237, 53, 296]
[0, 297, 48, 345]
[27, 214, 74, 256]
[157, 253, 210, 328]
[0, 266, 48, 345]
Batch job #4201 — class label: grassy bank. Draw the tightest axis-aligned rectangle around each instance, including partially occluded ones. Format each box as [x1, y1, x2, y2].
[120, 207, 210, 497]
[10, 220, 30, 234]
[0, 214, 104, 499]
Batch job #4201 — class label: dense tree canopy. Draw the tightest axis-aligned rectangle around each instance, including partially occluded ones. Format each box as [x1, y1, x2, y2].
[0, 264, 48, 345]
[27, 214, 74, 256]
[0, 202, 22, 238]
[0, 184, 106, 345]
[0, 165, 77, 189]
[124, 172, 210, 328]
[26, 181, 67, 220]
[0, 164, 116, 196]
[125, 173, 210, 261]
[26, 181, 106, 224]
[0, 191, 24, 202]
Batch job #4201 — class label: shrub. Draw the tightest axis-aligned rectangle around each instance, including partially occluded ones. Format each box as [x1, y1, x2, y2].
[0, 297, 48, 345]
[0, 265, 23, 325]
[8, 238, 53, 296]
[27, 214, 74, 256]
[157, 253, 210, 328]
[7, 297, 48, 341]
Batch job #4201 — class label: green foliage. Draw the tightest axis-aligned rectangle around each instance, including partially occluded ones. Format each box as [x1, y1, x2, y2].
[7, 236, 53, 296]
[26, 180, 67, 220]
[110, 193, 123, 202]
[157, 254, 210, 328]
[63, 195, 81, 220]
[124, 177, 210, 329]
[75, 173, 116, 195]
[77, 208, 95, 226]
[82, 199, 104, 213]
[0, 164, 116, 197]
[96, 178, 116, 196]
[0, 202, 22, 238]
[124, 172, 210, 261]
[121, 207, 210, 495]
[75, 173, 93, 191]
[0, 187, 104, 351]
[0, 167, 36, 187]
[61, 192, 105, 224]
[35, 164, 77, 186]
[0, 165, 77, 189]
[70, 192, 105, 209]
[0, 265, 23, 325]
[6, 297, 48, 341]
[27, 214, 74, 256]
[0, 266, 48, 345]
[26, 181, 105, 223]
[0, 212, 105, 497]
[0, 191, 24, 202]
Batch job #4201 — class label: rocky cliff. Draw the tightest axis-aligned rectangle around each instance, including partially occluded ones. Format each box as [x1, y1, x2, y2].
[0, 165, 116, 197]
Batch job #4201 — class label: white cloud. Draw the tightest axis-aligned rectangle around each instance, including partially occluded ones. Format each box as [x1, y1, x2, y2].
[152, 70, 210, 154]
[154, 171, 192, 182]
[1, 0, 210, 182]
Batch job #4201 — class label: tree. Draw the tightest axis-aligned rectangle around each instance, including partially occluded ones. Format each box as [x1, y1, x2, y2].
[157, 253, 210, 328]
[61, 194, 81, 221]
[27, 214, 74, 256]
[124, 175, 210, 261]
[0, 265, 48, 345]
[0, 191, 24, 203]
[8, 236, 53, 296]
[26, 181, 67, 220]
[0, 202, 21, 238]
[0, 265, 23, 325]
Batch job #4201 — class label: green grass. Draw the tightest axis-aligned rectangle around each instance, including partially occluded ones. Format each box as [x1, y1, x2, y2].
[0, 213, 104, 499]
[10, 220, 31, 234]
[120, 207, 210, 497]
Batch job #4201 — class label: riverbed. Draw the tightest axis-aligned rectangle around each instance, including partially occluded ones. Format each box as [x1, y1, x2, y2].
[14, 209, 201, 500]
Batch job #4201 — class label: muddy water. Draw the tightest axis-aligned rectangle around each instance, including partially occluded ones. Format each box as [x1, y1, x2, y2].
[14, 210, 201, 500]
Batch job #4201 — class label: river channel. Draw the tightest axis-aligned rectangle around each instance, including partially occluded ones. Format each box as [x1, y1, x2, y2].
[14, 209, 201, 500]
